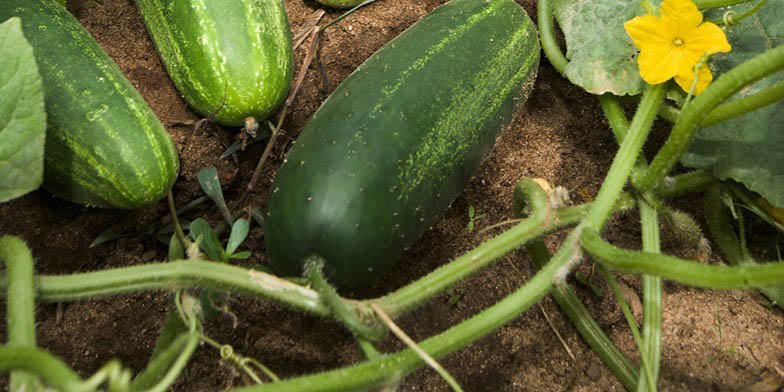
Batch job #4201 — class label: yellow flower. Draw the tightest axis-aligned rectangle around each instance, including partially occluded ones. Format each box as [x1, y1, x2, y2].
[624, 0, 731, 95]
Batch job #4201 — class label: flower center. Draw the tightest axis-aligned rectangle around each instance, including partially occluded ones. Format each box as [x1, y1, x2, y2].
[673, 37, 684, 46]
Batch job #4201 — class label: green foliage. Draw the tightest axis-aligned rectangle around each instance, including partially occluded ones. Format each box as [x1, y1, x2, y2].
[197, 167, 232, 224]
[189, 218, 251, 263]
[552, 0, 660, 95]
[467, 205, 486, 232]
[0, 17, 45, 203]
[682, 0, 784, 207]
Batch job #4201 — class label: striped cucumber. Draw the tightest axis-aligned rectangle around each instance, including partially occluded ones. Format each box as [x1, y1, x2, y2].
[264, 0, 540, 288]
[0, 0, 179, 209]
[134, 0, 293, 126]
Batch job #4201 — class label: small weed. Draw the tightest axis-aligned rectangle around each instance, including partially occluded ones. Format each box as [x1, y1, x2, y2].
[467, 205, 486, 232]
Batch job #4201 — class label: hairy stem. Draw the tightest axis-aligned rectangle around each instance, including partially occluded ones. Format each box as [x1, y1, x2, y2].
[637, 200, 662, 392]
[581, 228, 784, 288]
[0, 347, 82, 391]
[584, 84, 665, 229]
[376, 178, 549, 315]
[0, 236, 40, 390]
[699, 79, 784, 127]
[527, 241, 639, 390]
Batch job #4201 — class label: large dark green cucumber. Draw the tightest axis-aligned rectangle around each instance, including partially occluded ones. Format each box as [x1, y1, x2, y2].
[264, 0, 540, 288]
[0, 1, 179, 209]
[134, 0, 293, 126]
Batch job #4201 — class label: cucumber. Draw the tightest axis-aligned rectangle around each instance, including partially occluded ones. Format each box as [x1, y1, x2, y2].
[1, 1, 179, 209]
[264, 0, 540, 288]
[133, 0, 293, 126]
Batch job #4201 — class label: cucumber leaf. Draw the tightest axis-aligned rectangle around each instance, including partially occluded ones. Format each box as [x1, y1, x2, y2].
[682, 0, 784, 207]
[0, 17, 46, 203]
[552, 0, 660, 95]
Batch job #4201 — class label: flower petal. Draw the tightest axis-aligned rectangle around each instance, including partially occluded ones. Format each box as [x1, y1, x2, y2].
[674, 63, 713, 95]
[638, 44, 679, 84]
[624, 14, 671, 49]
[660, 0, 703, 35]
[684, 22, 732, 55]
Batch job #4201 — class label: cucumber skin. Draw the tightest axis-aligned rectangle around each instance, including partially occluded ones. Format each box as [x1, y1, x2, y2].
[264, 0, 540, 288]
[134, 0, 293, 127]
[1, 1, 179, 209]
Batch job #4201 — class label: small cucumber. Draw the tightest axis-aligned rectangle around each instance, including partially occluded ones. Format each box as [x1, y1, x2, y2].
[264, 0, 540, 287]
[1, 0, 179, 209]
[134, 0, 293, 126]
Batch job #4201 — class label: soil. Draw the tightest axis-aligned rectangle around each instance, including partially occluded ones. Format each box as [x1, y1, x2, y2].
[1, 0, 784, 391]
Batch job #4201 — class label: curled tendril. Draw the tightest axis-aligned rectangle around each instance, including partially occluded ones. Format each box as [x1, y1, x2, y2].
[219, 345, 238, 362]
[723, 11, 738, 27]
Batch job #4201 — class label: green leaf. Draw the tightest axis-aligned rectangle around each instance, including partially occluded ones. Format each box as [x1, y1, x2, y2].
[226, 218, 249, 256]
[250, 207, 265, 227]
[90, 226, 126, 248]
[0, 17, 46, 203]
[167, 232, 185, 261]
[197, 167, 232, 224]
[682, 1, 784, 207]
[229, 250, 251, 260]
[189, 218, 225, 262]
[552, 0, 660, 95]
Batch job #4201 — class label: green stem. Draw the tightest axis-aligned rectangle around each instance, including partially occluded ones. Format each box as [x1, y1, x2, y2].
[700, 79, 784, 127]
[599, 94, 630, 144]
[376, 178, 549, 315]
[640, 0, 656, 14]
[149, 301, 189, 363]
[22, 261, 334, 316]
[145, 333, 199, 392]
[0, 347, 82, 391]
[650, 170, 716, 199]
[537, 0, 568, 75]
[166, 190, 189, 248]
[0, 236, 36, 347]
[709, 0, 771, 25]
[234, 233, 580, 392]
[658, 103, 680, 124]
[131, 303, 190, 390]
[585, 84, 665, 229]
[634, 44, 784, 192]
[637, 200, 661, 392]
[305, 257, 386, 342]
[315, 0, 367, 9]
[581, 228, 784, 289]
[694, 0, 755, 8]
[600, 267, 655, 392]
[131, 333, 191, 390]
[81, 361, 132, 391]
[527, 241, 639, 390]
[320, 0, 378, 31]
[0, 236, 40, 391]
[356, 339, 381, 360]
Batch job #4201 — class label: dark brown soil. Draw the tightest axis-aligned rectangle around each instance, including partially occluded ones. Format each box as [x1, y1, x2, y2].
[1, 0, 784, 391]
